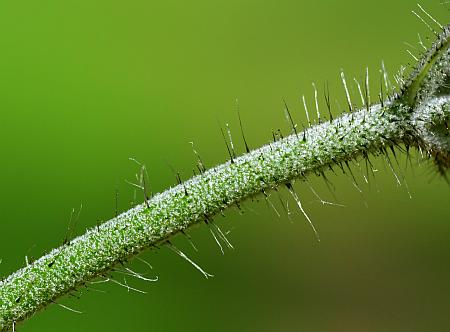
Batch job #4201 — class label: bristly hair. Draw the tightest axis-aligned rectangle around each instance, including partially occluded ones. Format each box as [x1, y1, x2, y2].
[0, 6, 449, 332]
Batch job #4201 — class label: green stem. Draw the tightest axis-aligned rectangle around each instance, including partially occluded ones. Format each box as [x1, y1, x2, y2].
[1, 22, 449, 332]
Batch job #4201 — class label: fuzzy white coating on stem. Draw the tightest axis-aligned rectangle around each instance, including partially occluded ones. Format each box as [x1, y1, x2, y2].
[0, 22, 450, 332]
[1, 95, 449, 331]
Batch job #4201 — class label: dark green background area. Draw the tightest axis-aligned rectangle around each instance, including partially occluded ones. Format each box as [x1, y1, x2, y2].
[0, 0, 449, 331]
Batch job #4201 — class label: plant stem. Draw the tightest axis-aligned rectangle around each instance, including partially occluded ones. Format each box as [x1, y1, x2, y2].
[1, 22, 449, 332]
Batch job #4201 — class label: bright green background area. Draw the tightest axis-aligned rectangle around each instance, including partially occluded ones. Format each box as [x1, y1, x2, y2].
[0, 0, 449, 331]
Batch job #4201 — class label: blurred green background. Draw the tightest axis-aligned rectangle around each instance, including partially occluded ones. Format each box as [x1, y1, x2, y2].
[0, 0, 449, 331]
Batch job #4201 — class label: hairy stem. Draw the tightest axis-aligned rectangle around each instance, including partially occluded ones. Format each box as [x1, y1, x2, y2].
[1, 23, 449, 332]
